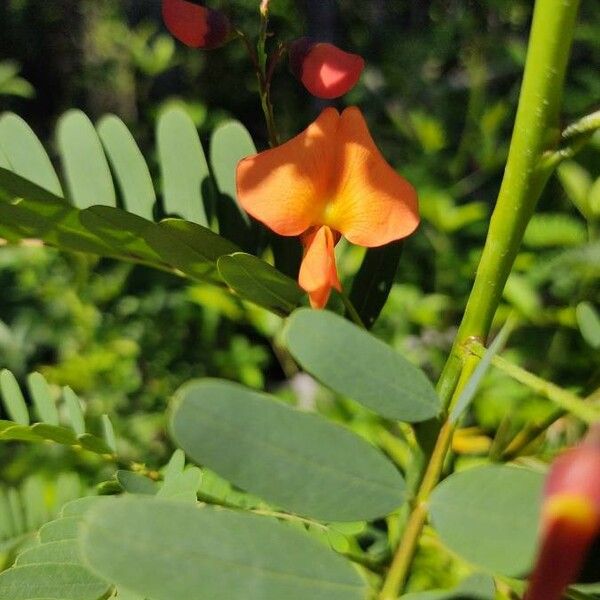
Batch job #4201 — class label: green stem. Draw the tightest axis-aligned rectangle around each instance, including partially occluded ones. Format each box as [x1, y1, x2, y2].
[535, 109, 600, 206]
[339, 289, 367, 329]
[256, 3, 280, 147]
[562, 109, 600, 142]
[379, 1, 581, 597]
[503, 388, 600, 461]
[455, 2, 580, 343]
[237, 25, 280, 148]
[260, 86, 280, 148]
[501, 409, 564, 461]
[468, 341, 600, 424]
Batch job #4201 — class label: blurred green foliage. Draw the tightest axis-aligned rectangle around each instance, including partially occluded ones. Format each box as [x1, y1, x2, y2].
[0, 0, 599, 593]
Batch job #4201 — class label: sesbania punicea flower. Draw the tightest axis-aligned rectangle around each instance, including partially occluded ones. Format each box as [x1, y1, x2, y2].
[237, 107, 419, 308]
[525, 424, 600, 600]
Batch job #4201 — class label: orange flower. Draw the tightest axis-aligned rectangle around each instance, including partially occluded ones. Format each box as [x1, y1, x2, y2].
[237, 107, 419, 308]
[525, 425, 600, 600]
[289, 38, 365, 99]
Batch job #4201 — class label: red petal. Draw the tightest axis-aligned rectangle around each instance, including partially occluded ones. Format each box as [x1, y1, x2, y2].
[545, 443, 600, 518]
[162, 0, 230, 49]
[525, 514, 596, 600]
[525, 427, 600, 600]
[294, 41, 365, 99]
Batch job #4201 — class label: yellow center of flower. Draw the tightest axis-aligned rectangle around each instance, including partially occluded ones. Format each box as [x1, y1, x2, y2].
[321, 201, 338, 229]
[544, 494, 600, 534]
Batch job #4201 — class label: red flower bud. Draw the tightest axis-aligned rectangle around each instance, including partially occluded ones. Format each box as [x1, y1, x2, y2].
[162, 0, 231, 50]
[289, 38, 365, 100]
[525, 425, 600, 600]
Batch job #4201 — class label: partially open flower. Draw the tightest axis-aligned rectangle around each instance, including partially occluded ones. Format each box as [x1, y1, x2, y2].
[237, 107, 419, 308]
[162, 0, 231, 49]
[525, 424, 600, 600]
[289, 38, 365, 99]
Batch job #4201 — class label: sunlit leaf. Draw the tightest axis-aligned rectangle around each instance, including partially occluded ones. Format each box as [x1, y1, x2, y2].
[218, 252, 304, 315]
[80, 497, 368, 600]
[400, 574, 496, 599]
[429, 465, 544, 577]
[0, 112, 62, 196]
[210, 120, 258, 250]
[157, 105, 210, 225]
[97, 114, 156, 220]
[79, 205, 163, 264]
[0, 368, 29, 425]
[57, 109, 116, 209]
[284, 309, 440, 422]
[0, 168, 119, 256]
[63, 386, 85, 436]
[27, 372, 59, 426]
[576, 301, 600, 349]
[171, 379, 405, 521]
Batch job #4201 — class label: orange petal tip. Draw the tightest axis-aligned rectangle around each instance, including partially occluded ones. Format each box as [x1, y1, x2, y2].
[298, 226, 341, 309]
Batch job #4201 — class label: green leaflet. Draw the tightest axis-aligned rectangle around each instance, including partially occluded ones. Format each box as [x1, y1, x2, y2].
[97, 114, 156, 220]
[0, 112, 63, 196]
[210, 119, 258, 250]
[0, 564, 110, 600]
[57, 109, 116, 209]
[218, 252, 304, 314]
[0, 497, 111, 600]
[0, 368, 116, 456]
[79, 497, 368, 600]
[171, 379, 405, 521]
[429, 465, 544, 577]
[157, 105, 210, 226]
[284, 309, 440, 422]
[400, 574, 496, 599]
[576, 301, 600, 349]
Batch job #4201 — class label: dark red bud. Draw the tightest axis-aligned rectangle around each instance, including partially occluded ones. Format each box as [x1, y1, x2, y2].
[525, 425, 600, 600]
[289, 38, 365, 100]
[162, 0, 232, 50]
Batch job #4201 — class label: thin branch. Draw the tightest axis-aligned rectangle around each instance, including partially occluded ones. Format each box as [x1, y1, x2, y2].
[466, 340, 600, 424]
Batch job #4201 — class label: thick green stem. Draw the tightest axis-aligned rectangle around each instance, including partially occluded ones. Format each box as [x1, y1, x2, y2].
[379, 1, 581, 597]
[456, 1, 580, 343]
